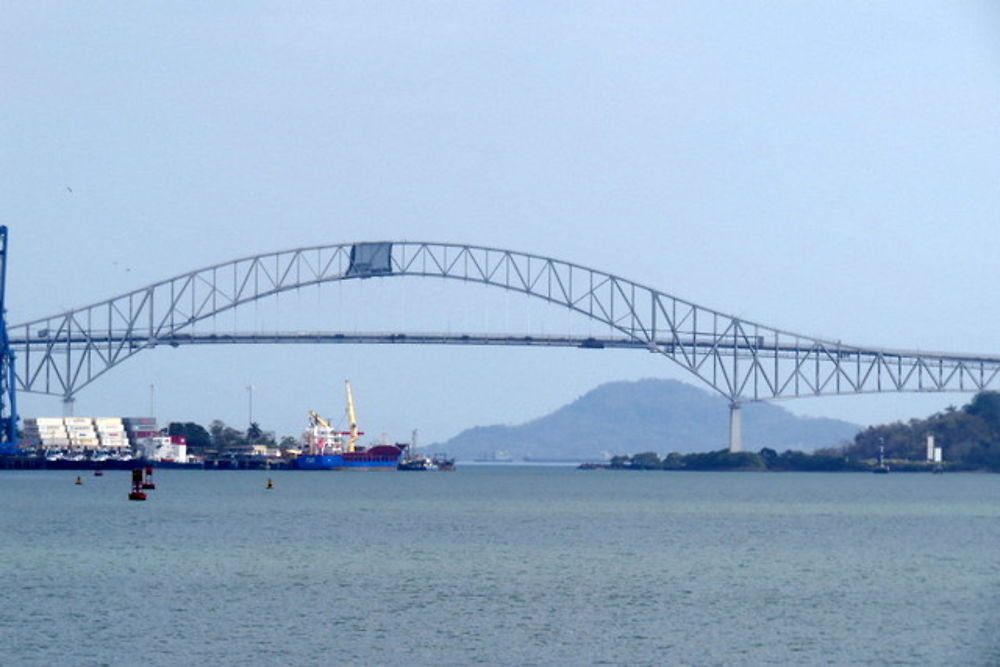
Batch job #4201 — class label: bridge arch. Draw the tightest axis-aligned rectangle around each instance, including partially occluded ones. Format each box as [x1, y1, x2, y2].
[10, 241, 1000, 413]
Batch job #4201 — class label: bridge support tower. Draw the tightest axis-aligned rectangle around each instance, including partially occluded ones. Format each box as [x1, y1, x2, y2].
[0, 226, 16, 449]
[728, 402, 742, 453]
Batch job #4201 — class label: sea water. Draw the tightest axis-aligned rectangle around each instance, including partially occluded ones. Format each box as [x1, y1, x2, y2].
[0, 467, 997, 665]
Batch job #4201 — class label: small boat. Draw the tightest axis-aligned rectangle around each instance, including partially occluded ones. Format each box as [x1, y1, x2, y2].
[431, 454, 455, 471]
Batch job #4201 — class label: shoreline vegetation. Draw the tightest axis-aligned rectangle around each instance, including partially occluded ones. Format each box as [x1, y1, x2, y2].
[587, 391, 1000, 473]
[580, 450, 975, 473]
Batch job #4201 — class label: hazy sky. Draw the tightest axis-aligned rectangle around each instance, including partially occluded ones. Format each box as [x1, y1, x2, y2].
[3, 2, 999, 446]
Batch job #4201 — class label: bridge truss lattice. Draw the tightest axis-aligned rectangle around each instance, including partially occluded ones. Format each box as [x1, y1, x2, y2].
[10, 241, 1000, 414]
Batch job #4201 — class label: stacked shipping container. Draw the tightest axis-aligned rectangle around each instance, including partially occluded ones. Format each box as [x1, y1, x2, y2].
[22, 416, 192, 463]
[22, 417, 70, 448]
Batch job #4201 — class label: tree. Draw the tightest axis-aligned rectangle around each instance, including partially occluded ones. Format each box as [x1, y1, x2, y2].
[167, 422, 212, 454]
[630, 451, 662, 470]
[608, 455, 631, 469]
[963, 392, 1000, 442]
[759, 447, 778, 466]
[247, 422, 263, 444]
[662, 452, 686, 469]
[209, 419, 246, 451]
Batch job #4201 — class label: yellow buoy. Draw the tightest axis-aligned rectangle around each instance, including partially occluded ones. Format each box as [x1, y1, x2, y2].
[74, 476, 82, 485]
[266, 478, 273, 490]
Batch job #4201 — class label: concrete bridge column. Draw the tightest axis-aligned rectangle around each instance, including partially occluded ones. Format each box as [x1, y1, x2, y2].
[62, 396, 74, 417]
[728, 402, 742, 453]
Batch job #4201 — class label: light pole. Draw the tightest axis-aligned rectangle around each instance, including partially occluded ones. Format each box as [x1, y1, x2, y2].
[247, 385, 254, 442]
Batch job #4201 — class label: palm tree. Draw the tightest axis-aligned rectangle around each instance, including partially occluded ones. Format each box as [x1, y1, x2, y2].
[247, 421, 263, 445]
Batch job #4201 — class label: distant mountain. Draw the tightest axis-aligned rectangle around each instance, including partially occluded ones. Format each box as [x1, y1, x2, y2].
[430, 378, 860, 461]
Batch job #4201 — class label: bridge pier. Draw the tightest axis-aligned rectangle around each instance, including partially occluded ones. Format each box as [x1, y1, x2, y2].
[728, 402, 742, 453]
[62, 396, 75, 417]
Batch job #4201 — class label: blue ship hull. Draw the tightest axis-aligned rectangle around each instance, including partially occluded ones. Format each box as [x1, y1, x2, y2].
[294, 448, 401, 470]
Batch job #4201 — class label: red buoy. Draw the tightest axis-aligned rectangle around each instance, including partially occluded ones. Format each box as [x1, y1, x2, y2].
[141, 464, 156, 490]
[128, 468, 147, 501]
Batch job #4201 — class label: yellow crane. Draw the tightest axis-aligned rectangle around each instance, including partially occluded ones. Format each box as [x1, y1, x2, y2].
[345, 379, 361, 452]
[308, 411, 331, 429]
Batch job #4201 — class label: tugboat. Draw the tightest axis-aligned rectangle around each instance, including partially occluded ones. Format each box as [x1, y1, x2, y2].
[397, 456, 429, 471]
[396, 431, 455, 471]
[431, 454, 455, 471]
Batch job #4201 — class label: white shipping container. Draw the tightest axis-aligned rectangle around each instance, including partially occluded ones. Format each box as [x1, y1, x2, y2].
[64, 417, 91, 425]
[95, 417, 123, 424]
[27, 427, 67, 435]
[31, 417, 64, 426]
[40, 437, 71, 446]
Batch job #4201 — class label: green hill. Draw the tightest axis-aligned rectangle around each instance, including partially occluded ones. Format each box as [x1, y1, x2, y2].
[431, 378, 860, 461]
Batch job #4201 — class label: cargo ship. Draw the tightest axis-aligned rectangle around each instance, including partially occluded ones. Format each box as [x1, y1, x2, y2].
[294, 381, 403, 470]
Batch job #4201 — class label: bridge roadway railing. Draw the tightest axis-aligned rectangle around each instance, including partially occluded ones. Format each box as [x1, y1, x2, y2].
[9, 241, 1000, 401]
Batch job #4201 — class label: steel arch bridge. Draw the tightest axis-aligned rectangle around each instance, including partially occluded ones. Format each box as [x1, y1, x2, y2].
[10, 241, 1000, 450]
